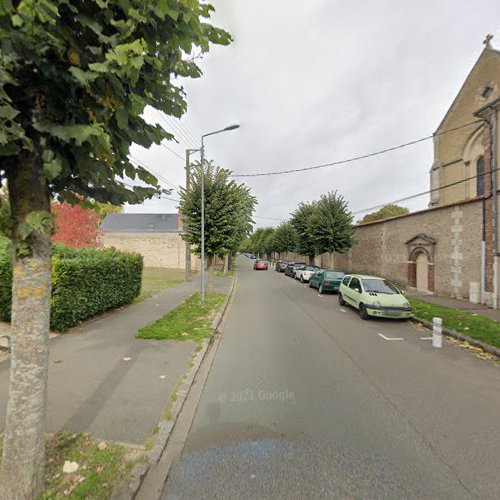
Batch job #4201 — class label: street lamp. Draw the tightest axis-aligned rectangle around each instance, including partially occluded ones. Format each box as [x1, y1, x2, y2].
[200, 124, 240, 305]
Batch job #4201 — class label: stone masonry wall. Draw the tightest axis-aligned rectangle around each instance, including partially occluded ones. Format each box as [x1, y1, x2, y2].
[333, 199, 483, 299]
[101, 232, 200, 270]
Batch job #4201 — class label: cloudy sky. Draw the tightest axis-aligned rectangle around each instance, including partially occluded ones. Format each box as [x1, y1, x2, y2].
[127, 0, 500, 226]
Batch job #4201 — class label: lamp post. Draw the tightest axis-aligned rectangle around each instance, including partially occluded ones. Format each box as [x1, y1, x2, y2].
[200, 124, 240, 304]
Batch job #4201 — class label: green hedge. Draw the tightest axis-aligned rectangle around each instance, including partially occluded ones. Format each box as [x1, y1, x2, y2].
[0, 246, 143, 331]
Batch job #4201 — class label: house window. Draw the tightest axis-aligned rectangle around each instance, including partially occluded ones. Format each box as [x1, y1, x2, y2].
[477, 156, 485, 196]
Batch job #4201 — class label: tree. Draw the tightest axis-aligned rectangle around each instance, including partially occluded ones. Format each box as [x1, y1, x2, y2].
[272, 221, 297, 259]
[52, 201, 102, 248]
[360, 204, 409, 224]
[291, 201, 317, 264]
[0, 2, 230, 496]
[308, 192, 355, 267]
[261, 227, 276, 261]
[93, 201, 123, 224]
[180, 161, 256, 292]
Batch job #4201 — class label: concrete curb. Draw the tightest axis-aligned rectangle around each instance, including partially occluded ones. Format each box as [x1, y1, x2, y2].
[410, 316, 500, 359]
[112, 275, 237, 500]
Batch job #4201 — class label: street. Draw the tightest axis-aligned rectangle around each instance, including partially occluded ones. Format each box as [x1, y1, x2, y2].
[162, 258, 500, 499]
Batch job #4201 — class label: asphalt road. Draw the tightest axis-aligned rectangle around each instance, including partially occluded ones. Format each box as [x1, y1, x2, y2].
[163, 258, 500, 499]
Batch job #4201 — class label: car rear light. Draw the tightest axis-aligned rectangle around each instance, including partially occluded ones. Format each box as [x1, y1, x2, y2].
[324, 280, 330, 284]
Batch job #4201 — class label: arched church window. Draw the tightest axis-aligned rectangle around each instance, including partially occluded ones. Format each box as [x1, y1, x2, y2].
[477, 156, 485, 196]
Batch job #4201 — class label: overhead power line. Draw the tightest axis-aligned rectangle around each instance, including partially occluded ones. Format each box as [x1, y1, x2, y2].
[232, 119, 483, 178]
[252, 167, 496, 223]
[129, 154, 178, 190]
[352, 167, 498, 215]
[160, 142, 186, 161]
[254, 215, 285, 221]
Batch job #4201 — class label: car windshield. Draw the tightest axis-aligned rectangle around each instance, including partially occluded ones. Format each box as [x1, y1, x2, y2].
[305, 266, 316, 271]
[257, 260, 267, 263]
[362, 279, 400, 294]
[325, 271, 344, 279]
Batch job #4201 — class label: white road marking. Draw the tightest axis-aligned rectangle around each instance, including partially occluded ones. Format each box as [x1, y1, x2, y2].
[378, 333, 404, 341]
[340, 308, 346, 313]
[317, 294, 322, 297]
[420, 336, 433, 340]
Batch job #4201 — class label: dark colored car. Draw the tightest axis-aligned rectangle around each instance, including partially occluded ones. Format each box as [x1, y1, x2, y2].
[275, 260, 289, 272]
[278, 260, 293, 273]
[284, 262, 305, 277]
[290, 263, 306, 279]
[254, 259, 269, 270]
[309, 269, 345, 293]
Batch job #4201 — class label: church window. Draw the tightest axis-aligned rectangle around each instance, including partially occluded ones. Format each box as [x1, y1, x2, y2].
[481, 85, 494, 99]
[476, 156, 485, 196]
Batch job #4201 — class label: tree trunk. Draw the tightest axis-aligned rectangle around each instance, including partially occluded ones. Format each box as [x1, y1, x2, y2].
[223, 254, 229, 275]
[207, 254, 215, 293]
[0, 153, 52, 499]
[308, 255, 314, 265]
[329, 251, 335, 269]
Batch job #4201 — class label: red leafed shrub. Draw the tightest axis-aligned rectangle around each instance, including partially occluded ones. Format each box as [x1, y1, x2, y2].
[52, 202, 102, 248]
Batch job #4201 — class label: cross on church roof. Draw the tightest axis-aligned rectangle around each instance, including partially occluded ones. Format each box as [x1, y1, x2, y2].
[483, 33, 494, 48]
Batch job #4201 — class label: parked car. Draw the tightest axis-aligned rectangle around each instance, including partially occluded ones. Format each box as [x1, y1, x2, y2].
[338, 274, 412, 320]
[285, 262, 305, 277]
[295, 265, 319, 283]
[309, 269, 345, 293]
[254, 259, 269, 270]
[275, 260, 289, 272]
[290, 263, 306, 278]
[282, 262, 295, 275]
[249, 254, 257, 259]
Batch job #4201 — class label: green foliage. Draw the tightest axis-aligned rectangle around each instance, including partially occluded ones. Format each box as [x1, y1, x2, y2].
[180, 161, 256, 258]
[0, 0, 231, 206]
[291, 201, 317, 258]
[272, 221, 297, 255]
[137, 292, 226, 342]
[245, 226, 275, 256]
[0, 245, 143, 330]
[0, 186, 10, 238]
[360, 204, 409, 224]
[308, 191, 355, 255]
[92, 201, 123, 224]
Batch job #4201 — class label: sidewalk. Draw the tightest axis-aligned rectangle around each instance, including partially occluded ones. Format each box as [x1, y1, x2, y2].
[406, 290, 500, 322]
[0, 276, 232, 446]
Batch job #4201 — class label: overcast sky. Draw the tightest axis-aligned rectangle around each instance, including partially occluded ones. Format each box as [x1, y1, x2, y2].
[127, 0, 500, 227]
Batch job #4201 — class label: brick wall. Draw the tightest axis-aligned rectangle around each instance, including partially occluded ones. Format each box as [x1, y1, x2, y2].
[101, 232, 200, 270]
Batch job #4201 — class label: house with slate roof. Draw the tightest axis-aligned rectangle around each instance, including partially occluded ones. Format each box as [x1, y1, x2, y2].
[100, 212, 200, 270]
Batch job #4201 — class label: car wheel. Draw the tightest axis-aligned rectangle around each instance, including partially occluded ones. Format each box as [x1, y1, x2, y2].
[300, 276, 304, 283]
[319, 284, 324, 294]
[338, 293, 345, 306]
[359, 303, 369, 320]
[309, 281, 313, 288]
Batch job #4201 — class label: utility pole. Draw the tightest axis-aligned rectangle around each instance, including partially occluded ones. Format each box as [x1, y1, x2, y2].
[185, 149, 192, 281]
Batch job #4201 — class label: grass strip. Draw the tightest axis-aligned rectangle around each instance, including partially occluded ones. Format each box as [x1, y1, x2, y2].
[134, 267, 186, 302]
[41, 432, 139, 499]
[136, 292, 226, 342]
[409, 298, 500, 349]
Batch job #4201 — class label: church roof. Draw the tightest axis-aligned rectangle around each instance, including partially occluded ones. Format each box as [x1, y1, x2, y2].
[100, 213, 179, 233]
[435, 40, 500, 133]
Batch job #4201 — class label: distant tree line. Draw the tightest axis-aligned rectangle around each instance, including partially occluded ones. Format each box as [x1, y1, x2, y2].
[241, 191, 356, 264]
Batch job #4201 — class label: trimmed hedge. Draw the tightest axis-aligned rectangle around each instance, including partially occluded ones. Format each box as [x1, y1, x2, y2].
[0, 245, 143, 331]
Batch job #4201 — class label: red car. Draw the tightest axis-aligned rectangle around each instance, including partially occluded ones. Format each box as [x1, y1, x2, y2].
[254, 259, 269, 270]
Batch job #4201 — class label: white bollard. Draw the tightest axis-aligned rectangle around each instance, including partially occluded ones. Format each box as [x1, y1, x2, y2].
[432, 317, 443, 348]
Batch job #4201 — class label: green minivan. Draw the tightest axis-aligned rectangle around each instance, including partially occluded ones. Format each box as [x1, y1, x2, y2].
[309, 269, 345, 294]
